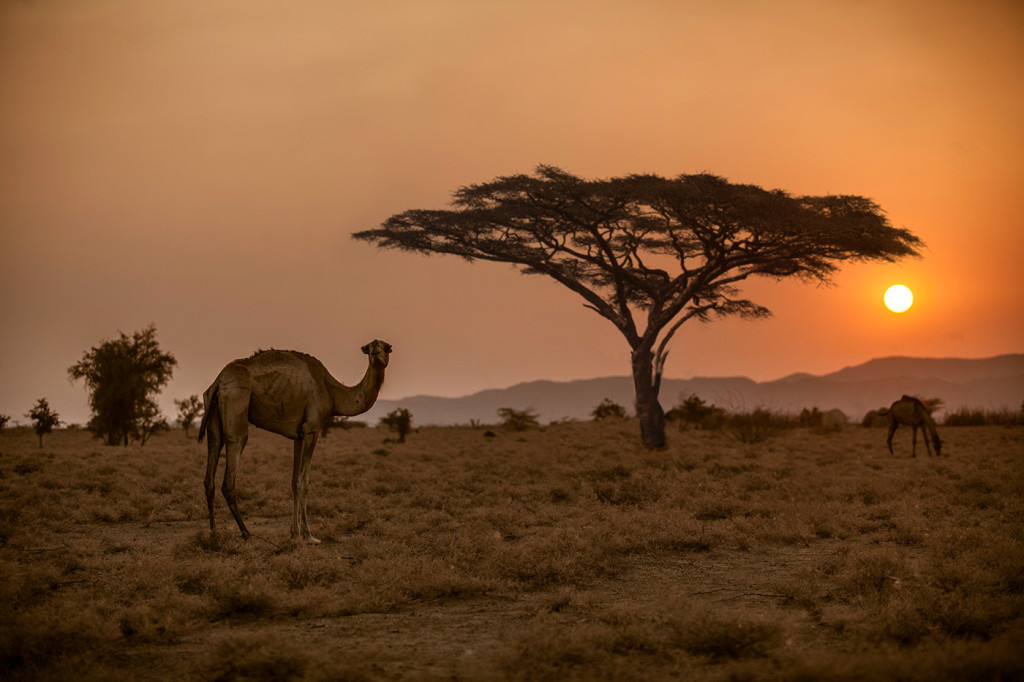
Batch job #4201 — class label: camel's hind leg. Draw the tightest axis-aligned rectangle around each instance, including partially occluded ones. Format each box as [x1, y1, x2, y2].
[886, 420, 898, 455]
[222, 437, 251, 539]
[218, 392, 251, 540]
[910, 425, 919, 458]
[203, 405, 224, 533]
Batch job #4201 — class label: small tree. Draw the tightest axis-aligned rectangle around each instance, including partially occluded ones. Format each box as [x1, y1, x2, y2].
[592, 398, 628, 420]
[174, 395, 203, 438]
[498, 407, 540, 431]
[68, 325, 177, 446]
[355, 166, 923, 448]
[379, 408, 413, 443]
[134, 398, 168, 446]
[0, 414, 10, 431]
[26, 398, 61, 448]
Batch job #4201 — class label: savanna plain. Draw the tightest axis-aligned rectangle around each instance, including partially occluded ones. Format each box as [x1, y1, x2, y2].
[2, 418, 1022, 681]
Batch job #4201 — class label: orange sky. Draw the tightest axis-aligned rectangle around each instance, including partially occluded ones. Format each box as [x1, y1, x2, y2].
[2, 0, 1022, 425]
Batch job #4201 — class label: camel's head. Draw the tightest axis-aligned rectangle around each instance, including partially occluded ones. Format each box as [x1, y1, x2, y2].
[362, 339, 392, 368]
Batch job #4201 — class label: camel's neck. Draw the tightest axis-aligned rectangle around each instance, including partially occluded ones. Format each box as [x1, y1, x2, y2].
[328, 362, 386, 417]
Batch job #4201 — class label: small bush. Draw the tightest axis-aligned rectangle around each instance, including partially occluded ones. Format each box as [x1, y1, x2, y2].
[591, 398, 628, 420]
[729, 408, 782, 443]
[667, 394, 727, 430]
[208, 576, 279, 620]
[668, 609, 780, 660]
[203, 632, 309, 681]
[800, 407, 823, 428]
[14, 462, 41, 475]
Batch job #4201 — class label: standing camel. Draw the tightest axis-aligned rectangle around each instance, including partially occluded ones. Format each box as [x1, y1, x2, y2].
[880, 395, 942, 457]
[198, 340, 391, 543]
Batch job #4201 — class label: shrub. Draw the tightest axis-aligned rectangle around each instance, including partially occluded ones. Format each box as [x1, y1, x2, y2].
[729, 408, 782, 443]
[591, 398, 628, 420]
[800, 407, 823, 428]
[667, 608, 780, 660]
[666, 394, 726, 431]
[203, 632, 309, 681]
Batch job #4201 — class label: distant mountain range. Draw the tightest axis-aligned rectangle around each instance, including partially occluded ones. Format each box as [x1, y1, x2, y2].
[362, 354, 1024, 426]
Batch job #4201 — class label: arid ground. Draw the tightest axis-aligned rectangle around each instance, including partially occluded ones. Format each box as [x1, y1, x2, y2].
[1, 420, 1022, 680]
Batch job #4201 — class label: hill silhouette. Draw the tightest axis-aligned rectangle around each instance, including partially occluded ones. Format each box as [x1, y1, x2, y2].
[363, 354, 1024, 426]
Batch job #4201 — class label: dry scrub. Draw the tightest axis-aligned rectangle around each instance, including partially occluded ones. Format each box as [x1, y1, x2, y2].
[1, 421, 1022, 680]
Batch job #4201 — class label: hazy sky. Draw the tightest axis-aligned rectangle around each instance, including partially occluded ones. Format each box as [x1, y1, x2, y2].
[2, 0, 1022, 426]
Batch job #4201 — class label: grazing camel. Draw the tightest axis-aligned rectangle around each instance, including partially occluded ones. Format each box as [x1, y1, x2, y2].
[880, 395, 942, 457]
[198, 340, 391, 543]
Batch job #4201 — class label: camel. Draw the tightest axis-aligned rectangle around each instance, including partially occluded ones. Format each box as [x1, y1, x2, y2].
[879, 395, 942, 457]
[198, 340, 391, 544]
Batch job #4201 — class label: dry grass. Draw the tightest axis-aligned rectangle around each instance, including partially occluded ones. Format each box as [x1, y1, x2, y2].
[0, 420, 1022, 680]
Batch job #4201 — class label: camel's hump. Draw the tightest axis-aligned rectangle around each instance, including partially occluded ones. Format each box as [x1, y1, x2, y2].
[249, 348, 313, 359]
[241, 349, 327, 371]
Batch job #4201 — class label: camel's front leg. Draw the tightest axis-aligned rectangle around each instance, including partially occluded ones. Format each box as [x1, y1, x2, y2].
[886, 421, 898, 455]
[911, 425, 919, 458]
[922, 426, 934, 457]
[290, 439, 302, 539]
[291, 431, 321, 544]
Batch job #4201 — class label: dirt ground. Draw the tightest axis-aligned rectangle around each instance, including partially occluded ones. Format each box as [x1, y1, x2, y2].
[69, 520, 846, 680]
[90, 523, 808, 674]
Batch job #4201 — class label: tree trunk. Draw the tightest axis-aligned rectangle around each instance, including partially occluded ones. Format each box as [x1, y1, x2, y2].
[632, 346, 667, 449]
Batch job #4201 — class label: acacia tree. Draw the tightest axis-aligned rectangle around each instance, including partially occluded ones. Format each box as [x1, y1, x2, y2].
[68, 325, 177, 446]
[354, 166, 922, 448]
[497, 407, 540, 431]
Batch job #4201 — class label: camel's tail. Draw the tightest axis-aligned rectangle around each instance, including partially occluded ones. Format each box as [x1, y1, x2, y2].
[197, 383, 218, 444]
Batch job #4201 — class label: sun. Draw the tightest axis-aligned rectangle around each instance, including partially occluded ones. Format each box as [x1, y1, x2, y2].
[884, 284, 914, 313]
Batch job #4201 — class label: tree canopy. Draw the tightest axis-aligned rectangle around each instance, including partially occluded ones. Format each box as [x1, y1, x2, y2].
[68, 325, 176, 446]
[354, 166, 922, 447]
